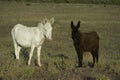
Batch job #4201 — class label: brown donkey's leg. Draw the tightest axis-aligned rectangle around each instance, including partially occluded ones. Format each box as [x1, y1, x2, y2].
[95, 49, 99, 63]
[77, 50, 83, 67]
[91, 50, 96, 67]
[92, 51, 96, 64]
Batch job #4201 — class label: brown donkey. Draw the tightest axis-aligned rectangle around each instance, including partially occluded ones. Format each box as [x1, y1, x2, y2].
[71, 21, 99, 67]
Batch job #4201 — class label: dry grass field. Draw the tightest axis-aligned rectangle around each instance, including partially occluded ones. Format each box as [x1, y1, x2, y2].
[0, 2, 120, 80]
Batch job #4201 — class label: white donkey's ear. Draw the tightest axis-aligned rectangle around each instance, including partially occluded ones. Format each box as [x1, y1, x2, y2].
[42, 18, 48, 25]
[49, 17, 54, 24]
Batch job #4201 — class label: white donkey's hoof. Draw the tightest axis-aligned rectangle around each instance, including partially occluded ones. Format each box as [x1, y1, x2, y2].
[38, 64, 42, 67]
[28, 64, 30, 66]
[28, 62, 31, 66]
[16, 57, 19, 60]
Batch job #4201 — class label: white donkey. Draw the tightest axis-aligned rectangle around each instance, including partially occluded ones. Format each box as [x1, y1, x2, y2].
[11, 18, 54, 67]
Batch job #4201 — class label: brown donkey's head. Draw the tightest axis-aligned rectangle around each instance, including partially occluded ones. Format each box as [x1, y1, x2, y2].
[71, 21, 80, 32]
[71, 21, 81, 44]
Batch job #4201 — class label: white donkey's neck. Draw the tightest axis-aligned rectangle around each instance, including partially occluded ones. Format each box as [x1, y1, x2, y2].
[37, 23, 46, 40]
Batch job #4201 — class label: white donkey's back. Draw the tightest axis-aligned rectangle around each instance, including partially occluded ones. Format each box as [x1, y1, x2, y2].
[11, 24, 44, 47]
[11, 18, 54, 66]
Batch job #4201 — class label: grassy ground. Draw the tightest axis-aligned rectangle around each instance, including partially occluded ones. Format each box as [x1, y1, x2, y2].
[0, 2, 120, 80]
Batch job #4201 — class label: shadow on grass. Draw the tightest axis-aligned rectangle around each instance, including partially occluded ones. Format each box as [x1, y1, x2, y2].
[84, 76, 96, 80]
[12, 52, 16, 59]
[48, 53, 69, 70]
[21, 48, 29, 65]
[48, 53, 69, 59]
[21, 49, 50, 67]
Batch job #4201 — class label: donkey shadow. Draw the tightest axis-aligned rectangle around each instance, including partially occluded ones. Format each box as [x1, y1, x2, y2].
[21, 48, 40, 66]
[21, 48, 29, 64]
[48, 53, 69, 70]
[12, 48, 29, 65]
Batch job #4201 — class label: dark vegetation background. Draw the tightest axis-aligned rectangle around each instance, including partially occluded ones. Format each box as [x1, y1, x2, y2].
[1, 0, 120, 5]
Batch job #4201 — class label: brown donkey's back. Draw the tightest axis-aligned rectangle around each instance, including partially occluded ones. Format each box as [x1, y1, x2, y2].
[71, 21, 99, 67]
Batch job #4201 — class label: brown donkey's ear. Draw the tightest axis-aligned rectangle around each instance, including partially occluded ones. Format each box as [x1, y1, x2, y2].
[71, 21, 74, 29]
[76, 21, 80, 29]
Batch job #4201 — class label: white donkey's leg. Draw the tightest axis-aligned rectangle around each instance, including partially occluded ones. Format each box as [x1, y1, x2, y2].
[37, 46, 42, 67]
[16, 46, 21, 60]
[14, 41, 18, 59]
[28, 46, 35, 66]
[11, 29, 18, 60]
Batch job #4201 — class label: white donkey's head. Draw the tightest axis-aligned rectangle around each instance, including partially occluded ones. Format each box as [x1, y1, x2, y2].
[42, 18, 54, 40]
